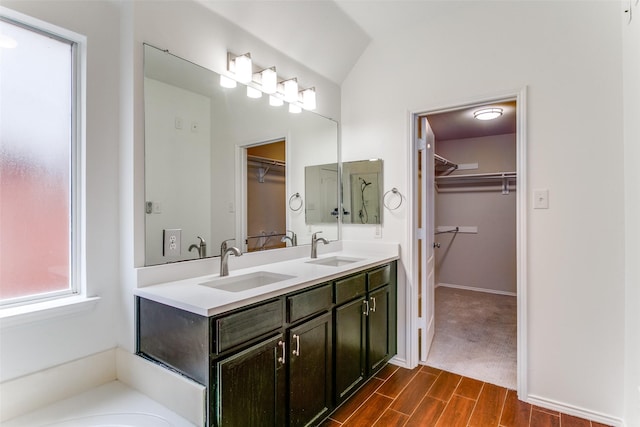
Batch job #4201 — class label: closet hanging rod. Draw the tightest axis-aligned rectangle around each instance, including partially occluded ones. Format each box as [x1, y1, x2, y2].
[247, 155, 285, 167]
[435, 171, 516, 180]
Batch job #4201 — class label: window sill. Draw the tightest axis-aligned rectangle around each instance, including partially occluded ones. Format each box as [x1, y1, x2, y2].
[0, 295, 100, 329]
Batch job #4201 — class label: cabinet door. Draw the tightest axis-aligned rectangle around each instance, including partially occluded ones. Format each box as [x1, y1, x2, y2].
[215, 334, 285, 427]
[334, 297, 366, 403]
[289, 312, 333, 427]
[368, 285, 391, 374]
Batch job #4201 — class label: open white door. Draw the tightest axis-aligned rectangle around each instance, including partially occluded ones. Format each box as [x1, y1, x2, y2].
[418, 116, 436, 363]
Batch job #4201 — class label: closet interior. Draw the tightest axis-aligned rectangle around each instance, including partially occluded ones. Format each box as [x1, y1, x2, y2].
[424, 101, 518, 389]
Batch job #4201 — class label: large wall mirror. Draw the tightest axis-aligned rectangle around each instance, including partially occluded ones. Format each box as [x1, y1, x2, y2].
[144, 44, 339, 266]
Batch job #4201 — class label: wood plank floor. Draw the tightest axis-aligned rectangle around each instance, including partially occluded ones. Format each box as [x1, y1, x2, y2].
[321, 365, 611, 427]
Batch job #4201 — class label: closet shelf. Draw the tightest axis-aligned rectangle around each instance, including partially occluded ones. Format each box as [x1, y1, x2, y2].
[436, 171, 517, 195]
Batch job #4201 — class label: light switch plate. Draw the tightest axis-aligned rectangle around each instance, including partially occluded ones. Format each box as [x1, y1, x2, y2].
[533, 189, 549, 209]
[163, 229, 181, 256]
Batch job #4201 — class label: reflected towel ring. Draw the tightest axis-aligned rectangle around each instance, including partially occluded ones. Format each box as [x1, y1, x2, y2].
[383, 188, 403, 210]
[289, 192, 303, 211]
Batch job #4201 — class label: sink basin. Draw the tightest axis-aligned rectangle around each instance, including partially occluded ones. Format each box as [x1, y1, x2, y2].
[200, 271, 295, 292]
[306, 256, 364, 267]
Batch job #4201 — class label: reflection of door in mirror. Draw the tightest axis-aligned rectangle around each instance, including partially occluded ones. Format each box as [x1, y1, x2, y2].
[246, 141, 286, 252]
[305, 163, 339, 224]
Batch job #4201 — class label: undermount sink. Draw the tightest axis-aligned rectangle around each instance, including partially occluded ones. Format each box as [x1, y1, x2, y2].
[306, 256, 364, 267]
[200, 271, 295, 292]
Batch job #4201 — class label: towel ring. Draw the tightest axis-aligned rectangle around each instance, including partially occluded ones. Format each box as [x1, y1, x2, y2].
[383, 188, 403, 210]
[289, 192, 303, 211]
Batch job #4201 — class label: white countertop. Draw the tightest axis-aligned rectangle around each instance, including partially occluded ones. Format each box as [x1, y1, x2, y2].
[134, 241, 399, 317]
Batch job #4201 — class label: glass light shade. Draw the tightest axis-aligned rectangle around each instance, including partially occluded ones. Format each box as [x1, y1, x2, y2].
[234, 54, 252, 83]
[474, 108, 503, 121]
[246, 86, 262, 99]
[219, 75, 237, 88]
[301, 88, 316, 110]
[289, 103, 302, 114]
[283, 79, 298, 103]
[261, 68, 277, 94]
[269, 95, 284, 107]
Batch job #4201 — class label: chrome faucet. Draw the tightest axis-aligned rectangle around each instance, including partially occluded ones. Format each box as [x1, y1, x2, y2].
[220, 246, 242, 276]
[311, 231, 329, 258]
[188, 236, 207, 258]
[220, 238, 236, 256]
[281, 230, 297, 247]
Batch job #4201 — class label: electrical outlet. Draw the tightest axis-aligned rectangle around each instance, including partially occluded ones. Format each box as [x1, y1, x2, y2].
[163, 229, 181, 257]
[175, 117, 183, 130]
[375, 224, 382, 238]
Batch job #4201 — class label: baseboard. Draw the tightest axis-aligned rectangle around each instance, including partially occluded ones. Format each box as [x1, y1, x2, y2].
[437, 282, 516, 297]
[116, 348, 206, 427]
[0, 348, 116, 422]
[527, 394, 624, 427]
[389, 356, 410, 369]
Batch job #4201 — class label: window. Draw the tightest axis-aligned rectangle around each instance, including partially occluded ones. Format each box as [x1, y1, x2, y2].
[0, 14, 81, 306]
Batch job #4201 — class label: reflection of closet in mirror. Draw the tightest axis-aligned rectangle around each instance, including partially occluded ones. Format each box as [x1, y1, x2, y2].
[246, 140, 286, 252]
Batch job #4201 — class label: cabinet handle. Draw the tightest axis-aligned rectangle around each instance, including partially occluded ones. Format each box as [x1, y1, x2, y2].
[370, 297, 377, 313]
[363, 299, 369, 316]
[278, 340, 286, 364]
[292, 334, 300, 356]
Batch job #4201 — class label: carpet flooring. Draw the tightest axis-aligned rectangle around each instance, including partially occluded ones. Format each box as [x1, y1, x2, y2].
[426, 286, 517, 390]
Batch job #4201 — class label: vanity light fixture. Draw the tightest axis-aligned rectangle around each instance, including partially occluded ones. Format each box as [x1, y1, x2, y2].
[282, 78, 299, 103]
[269, 95, 284, 107]
[246, 86, 262, 99]
[259, 67, 277, 94]
[300, 87, 316, 111]
[289, 103, 302, 114]
[474, 107, 503, 121]
[228, 52, 252, 83]
[219, 75, 237, 89]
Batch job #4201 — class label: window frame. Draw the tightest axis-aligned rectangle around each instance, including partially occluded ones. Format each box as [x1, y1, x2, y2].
[0, 7, 86, 309]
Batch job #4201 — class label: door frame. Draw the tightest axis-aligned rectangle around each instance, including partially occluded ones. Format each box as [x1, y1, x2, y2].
[407, 87, 528, 398]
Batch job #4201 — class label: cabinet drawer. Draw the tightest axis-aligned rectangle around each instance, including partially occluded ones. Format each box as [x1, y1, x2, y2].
[335, 273, 366, 305]
[368, 264, 391, 291]
[215, 299, 283, 353]
[287, 283, 332, 323]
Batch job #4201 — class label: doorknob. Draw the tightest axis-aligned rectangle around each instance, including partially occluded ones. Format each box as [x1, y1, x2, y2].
[433, 242, 441, 248]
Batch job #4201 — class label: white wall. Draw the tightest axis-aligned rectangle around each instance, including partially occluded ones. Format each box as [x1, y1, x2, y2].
[341, 0, 625, 420]
[435, 134, 517, 294]
[623, 1, 640, 425]
[0, 1, 121, 382]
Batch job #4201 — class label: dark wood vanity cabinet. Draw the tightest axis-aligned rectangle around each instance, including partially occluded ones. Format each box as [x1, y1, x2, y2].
[334, 262, 397, 404]
[137, 261, 396, 427]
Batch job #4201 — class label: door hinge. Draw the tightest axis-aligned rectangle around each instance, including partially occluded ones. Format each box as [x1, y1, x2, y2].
[416, 228, 426, 239]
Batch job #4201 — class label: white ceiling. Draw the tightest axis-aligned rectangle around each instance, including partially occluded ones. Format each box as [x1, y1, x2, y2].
[197, 0, 371, 85]
[196, 1, 515, 140]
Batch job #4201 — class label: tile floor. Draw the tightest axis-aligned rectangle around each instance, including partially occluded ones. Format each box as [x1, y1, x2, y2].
[321, 364, 611, 427]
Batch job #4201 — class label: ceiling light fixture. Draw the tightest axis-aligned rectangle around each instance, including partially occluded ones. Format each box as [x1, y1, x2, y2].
[474, 108, 503, 121]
